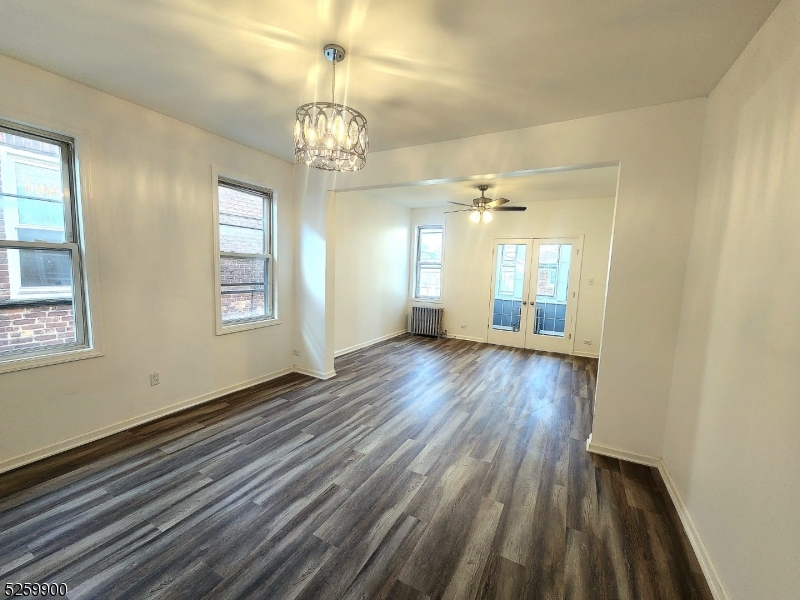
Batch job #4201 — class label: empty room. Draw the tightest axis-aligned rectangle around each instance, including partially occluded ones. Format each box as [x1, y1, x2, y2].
[0, 1, 797, 599]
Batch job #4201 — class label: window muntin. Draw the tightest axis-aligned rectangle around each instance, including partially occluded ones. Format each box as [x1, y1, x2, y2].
[216, 178, 273, 326]
[0, 121, 88, 360]
[414, 225, 443, 300]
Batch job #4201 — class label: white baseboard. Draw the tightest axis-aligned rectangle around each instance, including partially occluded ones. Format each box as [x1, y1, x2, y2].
[0, 366, 297, 475]
[334, 330, 407, 358]
[586, 435, 729, 600]
[585, 434, 661, 466]
[657, 459, 730, 600]
[443, 334, 598, 355]
[446, 333, 487, 343]
[293, 366, 337, 380]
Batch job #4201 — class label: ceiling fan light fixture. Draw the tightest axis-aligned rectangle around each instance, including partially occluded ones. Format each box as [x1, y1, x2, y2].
[448, 184, 526, 221]
[295, 44, 369, 172]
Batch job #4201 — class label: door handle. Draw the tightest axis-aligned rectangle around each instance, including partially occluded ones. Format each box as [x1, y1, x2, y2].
[522, 301, 528, 305]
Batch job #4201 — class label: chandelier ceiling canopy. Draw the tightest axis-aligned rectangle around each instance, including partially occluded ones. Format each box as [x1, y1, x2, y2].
[294, 44, 369, 172]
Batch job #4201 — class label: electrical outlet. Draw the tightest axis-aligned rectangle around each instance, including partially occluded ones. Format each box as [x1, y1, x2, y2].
[150, 372, 160, 386]
[293, 349, 300, 356]
[460, 324, 467, 329]
[583, 339, 592, 345]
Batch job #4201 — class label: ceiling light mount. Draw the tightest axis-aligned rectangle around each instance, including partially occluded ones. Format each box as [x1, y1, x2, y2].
[323, 44, 345, 63]
[294, 44, 369, 172]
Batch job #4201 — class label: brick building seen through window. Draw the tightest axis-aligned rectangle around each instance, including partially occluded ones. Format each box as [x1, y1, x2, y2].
[0, 130, 77, 355]
[216, 179, 273, 326]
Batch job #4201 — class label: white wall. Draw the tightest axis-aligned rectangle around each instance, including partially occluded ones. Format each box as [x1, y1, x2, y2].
[333, 193, 410, 355]
[409, 196, 614, 355]
[293, 167, 337, 379]
[663, 0, 800, 597]
[0, 55, 296, 470]
[329, 99, 706, 459]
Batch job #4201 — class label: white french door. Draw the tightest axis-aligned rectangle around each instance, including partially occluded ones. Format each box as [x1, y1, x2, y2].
[525, 238, 582, 353]
[486, 239, 533, 348]
[487, 237, 583, 355]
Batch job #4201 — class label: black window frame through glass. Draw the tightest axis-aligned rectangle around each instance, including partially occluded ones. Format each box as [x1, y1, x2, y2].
[216, 176, 274, 326]
[0, 119, 90, 361]
[414, 225, 443, 300]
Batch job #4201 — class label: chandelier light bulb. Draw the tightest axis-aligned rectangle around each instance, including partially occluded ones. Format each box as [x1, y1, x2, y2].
[482, 211, 493, 223]
[470, 211, 481, 223]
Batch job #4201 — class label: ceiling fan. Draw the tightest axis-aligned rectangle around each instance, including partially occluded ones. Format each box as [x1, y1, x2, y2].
[445, 184, 527, 223]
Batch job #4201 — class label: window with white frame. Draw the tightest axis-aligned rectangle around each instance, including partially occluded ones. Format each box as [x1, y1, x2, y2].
[215, 177, 274, 329]
[414, 225, 443, 300]
[0, 120, 89, 360]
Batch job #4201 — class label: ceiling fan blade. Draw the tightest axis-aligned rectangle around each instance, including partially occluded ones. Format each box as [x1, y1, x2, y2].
[486, 197, 510, 207]
[491, 206, 527, 211]
[448, 201, 473, 207]
[443, 209, 473, 214]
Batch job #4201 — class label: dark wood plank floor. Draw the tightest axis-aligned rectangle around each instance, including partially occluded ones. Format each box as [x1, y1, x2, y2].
[0, 335, 712, 599]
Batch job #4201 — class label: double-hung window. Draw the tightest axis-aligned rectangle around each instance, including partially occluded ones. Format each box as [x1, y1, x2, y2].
[215, 177, 274, 331]
[414, 225, 443, 300]
[0, 120, 89, 363]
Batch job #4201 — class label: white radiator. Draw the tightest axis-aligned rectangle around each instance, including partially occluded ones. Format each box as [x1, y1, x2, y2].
[410, 306, 445, 337]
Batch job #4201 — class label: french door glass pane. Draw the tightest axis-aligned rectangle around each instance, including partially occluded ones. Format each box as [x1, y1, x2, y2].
[0, 247, 77, 355]
[218, 185, 265, 254]
[534, 243, 571, 337]
[220, 256, 267, 322]
[492, 243, 526, 331]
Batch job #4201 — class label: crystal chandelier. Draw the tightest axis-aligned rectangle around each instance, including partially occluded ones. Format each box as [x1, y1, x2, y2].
[294, 44, 369, 172]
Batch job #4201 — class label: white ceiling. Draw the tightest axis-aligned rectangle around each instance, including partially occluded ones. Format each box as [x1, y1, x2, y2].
[340, 166, 620, 209]
[0, 1, 779, 162]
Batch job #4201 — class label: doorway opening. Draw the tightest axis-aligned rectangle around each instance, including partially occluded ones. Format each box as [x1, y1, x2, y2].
[331, 164, 618, 363]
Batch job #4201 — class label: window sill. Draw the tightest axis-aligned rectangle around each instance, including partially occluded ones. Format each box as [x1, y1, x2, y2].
[14, 287, 72, 299]
[411, 298, 442, 305]
[0, 297, 73, 309]
[216, 318, 282, 336]
[0, 346, 103, 374]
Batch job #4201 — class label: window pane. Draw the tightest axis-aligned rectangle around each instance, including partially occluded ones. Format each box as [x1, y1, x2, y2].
[418, 266, 441, 298]
[536, 267, 557, 297]
[18, 198, 66, 232]
[218, 185, 265, 254]
[419, 228, 442, 262]
[219, 224, 264, 254]
[533, 243, 571, 338]
[17, 228, 65, 243]
[494, 243, 526, 301]
[539, 244, 559, 264]
[19, 248, 73, 288]
[0, 131, 66, 241]
[220, 256, 267, 322]
[0, 247, 77, 355]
